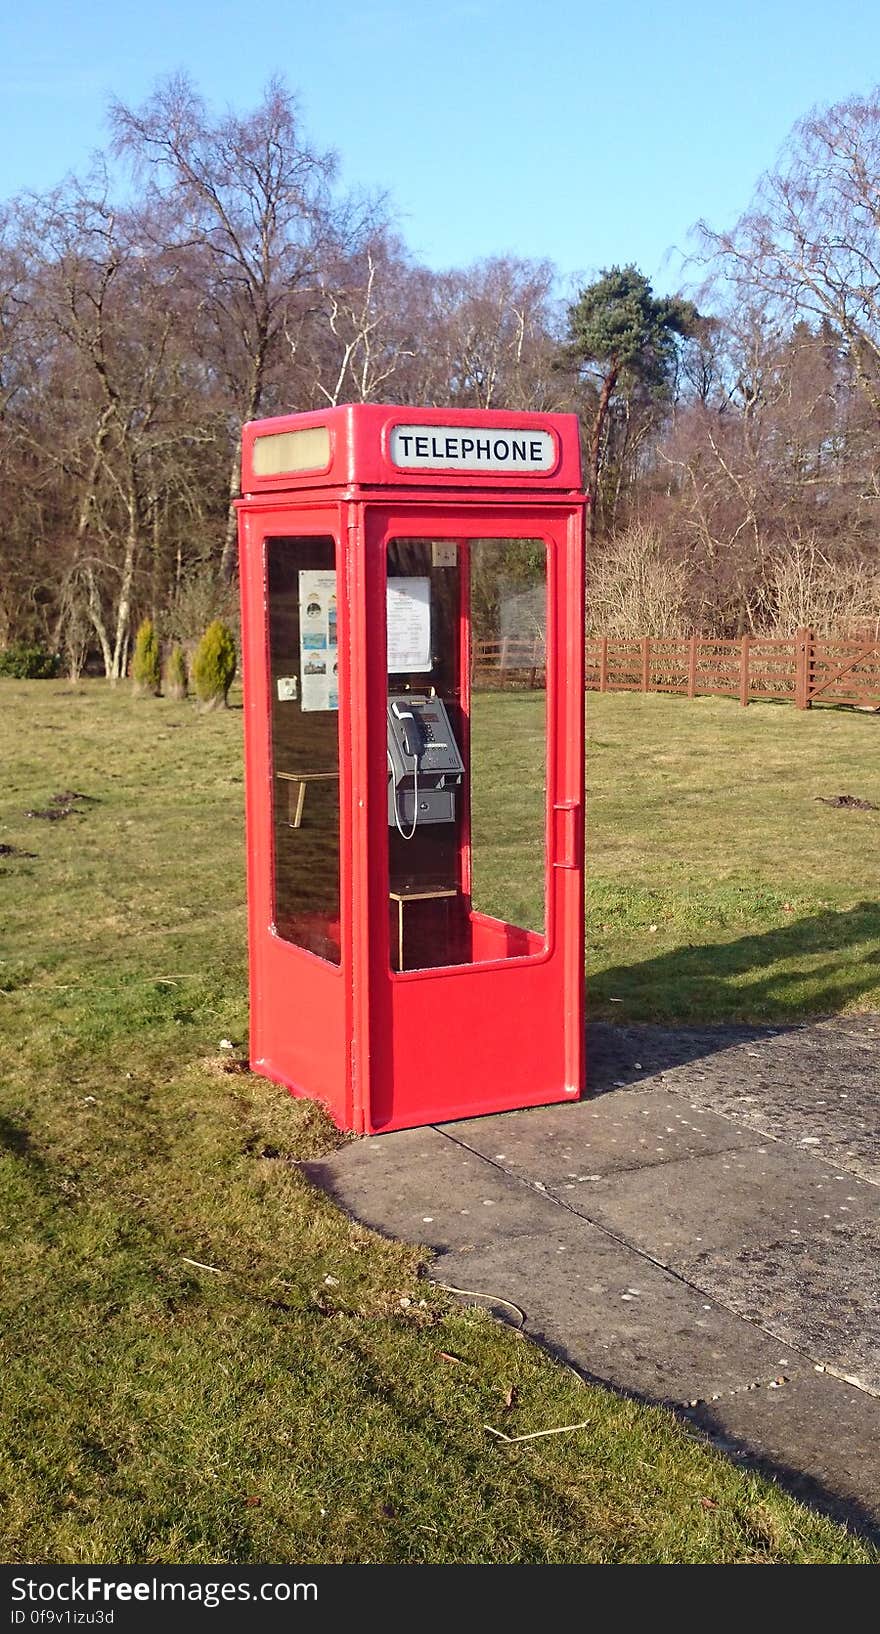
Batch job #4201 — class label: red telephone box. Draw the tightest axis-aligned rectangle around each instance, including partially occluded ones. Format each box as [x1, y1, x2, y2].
[237, 404, 586, 1133]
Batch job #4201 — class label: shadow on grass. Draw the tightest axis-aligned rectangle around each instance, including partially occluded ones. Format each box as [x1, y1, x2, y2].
[590, 900, 880, 1038]
[587, 901, 880, 1092]
[543, 1341, 880, 1550]
[0, 1113, 47, 1172]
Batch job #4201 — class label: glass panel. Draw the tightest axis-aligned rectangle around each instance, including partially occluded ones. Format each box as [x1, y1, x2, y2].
[267, 536, 340, 964]
[385, 536, 547, 973]
[469, 540, 547, 939]
[386, 539, 467, 971]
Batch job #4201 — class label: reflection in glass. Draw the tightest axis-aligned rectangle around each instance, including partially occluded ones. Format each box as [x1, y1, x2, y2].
[469, 539, 547, 938]
[385, 536, 548, 972]
[267, 536, 340, 964]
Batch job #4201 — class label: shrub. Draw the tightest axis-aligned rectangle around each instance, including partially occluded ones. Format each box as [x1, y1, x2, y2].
[0, 642, 59, 679]
[165, 567, 240, 649]
[192, 620, 236, 710]
[165, 643, 188, 701]
[131, 618, 161, 696]
[586, 523, 687, 637]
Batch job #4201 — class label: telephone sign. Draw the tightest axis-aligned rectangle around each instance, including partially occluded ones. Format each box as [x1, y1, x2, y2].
[389, 423, 557, 473]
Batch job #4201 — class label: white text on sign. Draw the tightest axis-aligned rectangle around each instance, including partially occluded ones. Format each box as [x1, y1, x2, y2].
[389, 424, 556, 474]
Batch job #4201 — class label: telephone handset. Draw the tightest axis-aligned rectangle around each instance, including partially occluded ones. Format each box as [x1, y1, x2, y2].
[387, 695, 464, 841]
[391, 698, 425, 761]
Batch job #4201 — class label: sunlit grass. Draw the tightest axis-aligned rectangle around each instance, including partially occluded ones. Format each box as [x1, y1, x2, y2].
[0, 678, 875, 1564]
[471, 688, 880, 1021]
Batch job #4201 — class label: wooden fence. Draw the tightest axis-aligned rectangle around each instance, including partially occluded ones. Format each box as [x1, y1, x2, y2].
[471, 637, 546, 689]
[472, 629, 880, 709]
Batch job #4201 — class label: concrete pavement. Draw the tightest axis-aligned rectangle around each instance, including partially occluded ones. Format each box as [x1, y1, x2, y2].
[305, 1017, 880, 1541]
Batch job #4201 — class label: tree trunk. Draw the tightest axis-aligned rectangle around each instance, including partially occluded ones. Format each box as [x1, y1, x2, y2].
[587, 364, 619, 543]
[219, 439, 243, 583]
[110, 508, 138, 682]
[85, 566, 113, 677]
[220, 347, 267, 582]
[149, 477, 162, 620]
[50, 405, 117, 654]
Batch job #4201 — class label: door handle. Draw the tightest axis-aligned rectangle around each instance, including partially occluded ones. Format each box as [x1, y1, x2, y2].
[552, 801, 582, 870]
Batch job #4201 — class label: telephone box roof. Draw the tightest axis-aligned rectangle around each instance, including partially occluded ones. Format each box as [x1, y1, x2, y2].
[240, 403, 583, 496]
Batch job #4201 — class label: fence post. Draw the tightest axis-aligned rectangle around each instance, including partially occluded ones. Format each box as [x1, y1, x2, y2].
[687, 632, 698, 698]
[641, 636, 651, 693]
[599, 636, 608, 693]
[795, 625, 812, 709]
[739, 633, 751, 707]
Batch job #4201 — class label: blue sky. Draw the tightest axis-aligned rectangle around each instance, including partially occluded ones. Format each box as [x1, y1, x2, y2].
[4, 0, 880, 296]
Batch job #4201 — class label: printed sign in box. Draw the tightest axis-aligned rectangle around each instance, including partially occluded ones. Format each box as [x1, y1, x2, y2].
[298, 570, 339, 712]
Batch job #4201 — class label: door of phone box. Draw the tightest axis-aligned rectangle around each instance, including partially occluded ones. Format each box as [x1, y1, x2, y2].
[237, 404, 586, 1134]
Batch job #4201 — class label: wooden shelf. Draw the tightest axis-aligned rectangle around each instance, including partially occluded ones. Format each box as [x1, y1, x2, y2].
[389, 886, 459, 971]
[276, 770, 339, 827]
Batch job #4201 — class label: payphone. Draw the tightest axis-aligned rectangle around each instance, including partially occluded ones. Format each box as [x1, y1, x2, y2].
[237, 402, 586, 1134]
[387, 695, 465, 838]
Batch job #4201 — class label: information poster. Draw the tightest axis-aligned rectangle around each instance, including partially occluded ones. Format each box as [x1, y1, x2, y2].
[387, 577, 431, 673]
[298, 570, 338, 712]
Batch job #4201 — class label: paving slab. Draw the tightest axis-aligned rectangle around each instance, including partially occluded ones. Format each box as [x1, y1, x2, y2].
[448, 1114, 880, 1393]
[589, 1018, 880, 1184]
[307, 1126, 557, 1250]
[437, 1088, 756, 1185]
[421, 1232, 813, 1407]
[307, 1137, 812, 1405]
[680, 1227, 880, 1394]
[305, 1015, 880, 1539]
[685, 1372, 880, 1535]
[557, 1139, 876, 1256]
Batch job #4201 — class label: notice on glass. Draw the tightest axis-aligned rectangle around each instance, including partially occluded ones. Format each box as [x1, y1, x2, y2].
[387, 577, 431, 673]
[298, 570, 339, 712]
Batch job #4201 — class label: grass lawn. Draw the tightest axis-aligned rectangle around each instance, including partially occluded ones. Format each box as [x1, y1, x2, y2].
[586, 691, 880, 1021]
[471, 687, 880, 1022]
[0, 678, 876, 1565]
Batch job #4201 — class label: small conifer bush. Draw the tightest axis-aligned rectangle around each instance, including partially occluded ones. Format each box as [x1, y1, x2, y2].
[165, 643, 188, 701]
[192, 620, 236, 710]
[131, 618, 161, 696]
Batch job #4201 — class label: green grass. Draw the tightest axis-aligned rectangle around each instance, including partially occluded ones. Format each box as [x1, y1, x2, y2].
[471, 688, 880, 1022]
[0, 678, 876, 1565]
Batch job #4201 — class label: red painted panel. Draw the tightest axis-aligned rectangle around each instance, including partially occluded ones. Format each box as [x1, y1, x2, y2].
[470, 914, 544, 961]
[370, 956, 574, 1133]
[242, 404, 583, 497]
[237, 406, 586, 1135]
[238, 503, 352, 1129]
[357, 500, 585, 1134]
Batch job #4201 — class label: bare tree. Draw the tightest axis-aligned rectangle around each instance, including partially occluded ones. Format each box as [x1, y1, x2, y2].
[410, 256, 565, 411]
[290, 232, 416, 406]
[17, 171, 220, 676]
[586, 523, 687, 636]
[699, 89, 880, 421]
[111, 74, 373, 578]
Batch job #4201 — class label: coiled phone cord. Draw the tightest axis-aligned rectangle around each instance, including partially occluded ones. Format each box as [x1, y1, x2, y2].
[389, 747, 419, 842]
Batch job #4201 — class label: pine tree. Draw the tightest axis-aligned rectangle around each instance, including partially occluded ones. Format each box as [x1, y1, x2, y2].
[566, 266, 699, 536]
